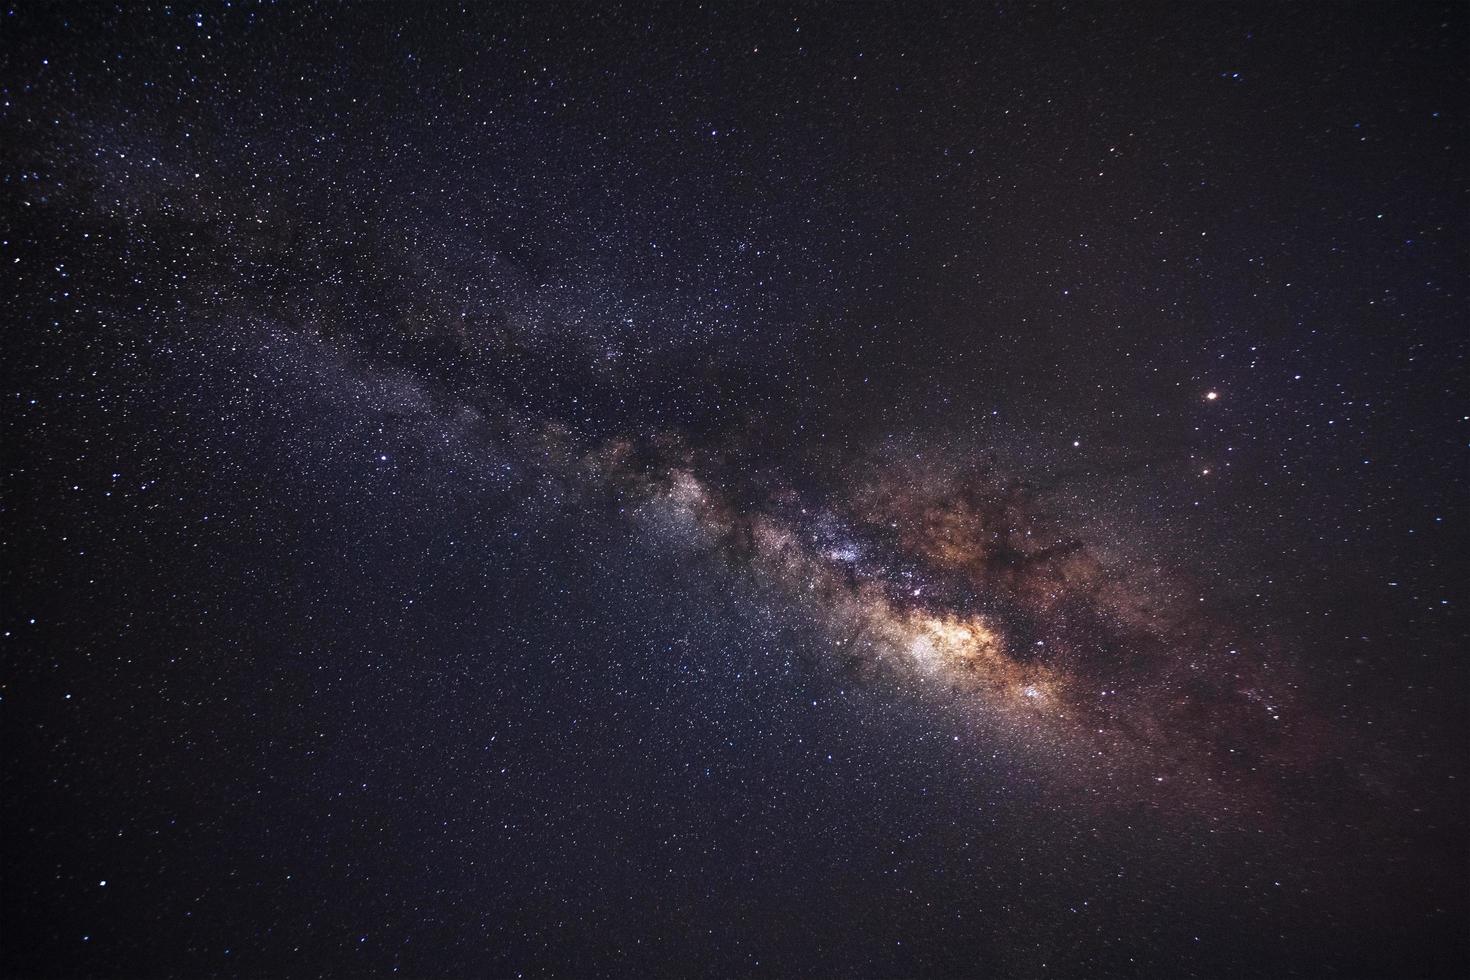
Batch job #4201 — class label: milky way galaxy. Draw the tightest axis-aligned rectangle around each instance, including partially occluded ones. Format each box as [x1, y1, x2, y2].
[4, 3, 1466, 978]
[584, 432, 1319, 814]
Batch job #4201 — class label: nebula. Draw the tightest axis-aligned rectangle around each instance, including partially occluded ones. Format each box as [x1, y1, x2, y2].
[581, 431, 1322, 813]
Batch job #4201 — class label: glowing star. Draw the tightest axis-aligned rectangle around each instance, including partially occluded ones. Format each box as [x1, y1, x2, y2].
[1205, 391, 1219, 401]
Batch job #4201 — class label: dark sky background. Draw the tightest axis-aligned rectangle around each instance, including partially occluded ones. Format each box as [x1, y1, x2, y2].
[2, 3, 1467, 978]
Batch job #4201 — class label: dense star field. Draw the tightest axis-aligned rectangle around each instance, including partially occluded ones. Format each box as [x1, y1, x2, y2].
[2, 3, 1467, 977]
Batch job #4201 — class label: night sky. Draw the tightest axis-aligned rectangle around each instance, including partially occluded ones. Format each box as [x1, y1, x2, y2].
[2, 3, 1467, 977]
